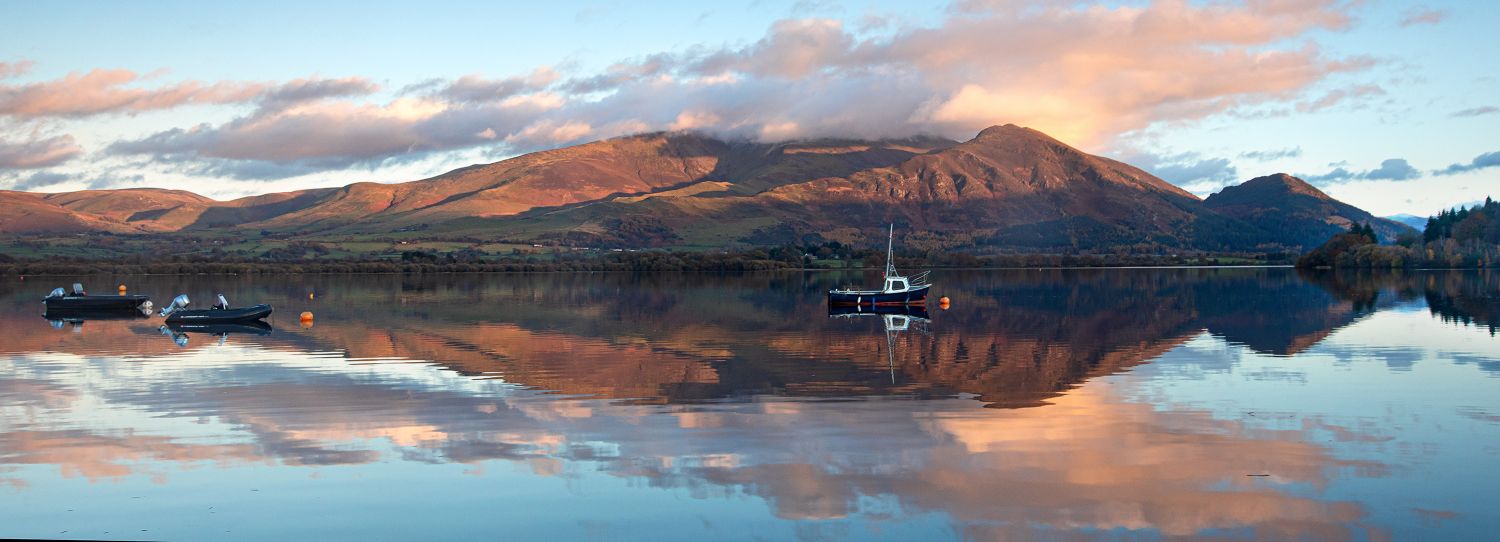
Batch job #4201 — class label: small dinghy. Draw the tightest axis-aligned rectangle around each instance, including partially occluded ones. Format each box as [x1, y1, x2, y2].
[43, 283, 153, 315]
[159, 293, 273, 323]
[828, 225, 931, 307]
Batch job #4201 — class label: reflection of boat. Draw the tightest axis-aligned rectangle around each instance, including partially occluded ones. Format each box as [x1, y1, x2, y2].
[828, 225, 930, 307]
[166, 320, 274, 336]
[42, 283, 152, 315]
[160, 294, 273, 323]
[828, 304, 929, 319]
[160, 320, 273, 347]
[829, 301, 932, 383]
[42, 310, 150, 324]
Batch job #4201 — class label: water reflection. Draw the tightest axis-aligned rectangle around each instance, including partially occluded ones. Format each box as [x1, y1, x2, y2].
[0, 269, 1497, 539]
[160, 320, 274, 347]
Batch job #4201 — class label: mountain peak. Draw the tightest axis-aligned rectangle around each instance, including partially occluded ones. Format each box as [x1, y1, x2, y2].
[974, 123, 1041, 141]
[1235, 173, 1330, 199]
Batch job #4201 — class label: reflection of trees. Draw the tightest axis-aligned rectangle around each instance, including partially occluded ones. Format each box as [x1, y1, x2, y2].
[1420, 272, 1500, 335]
[1299, 269, 1500, 336]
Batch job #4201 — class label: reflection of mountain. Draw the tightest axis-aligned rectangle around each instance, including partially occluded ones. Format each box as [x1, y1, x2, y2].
[10, 271, 1496, 538]
[0, 271, 1352, 409]
[1195, 269, 1384, 356]
[2, 270, 1490, 408]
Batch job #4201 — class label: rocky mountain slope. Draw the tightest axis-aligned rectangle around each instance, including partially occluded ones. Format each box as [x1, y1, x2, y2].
[0, 126, 1409, 253]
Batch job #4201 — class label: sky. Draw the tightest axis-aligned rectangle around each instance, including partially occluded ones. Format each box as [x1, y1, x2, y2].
[0, 0, 1496, 216]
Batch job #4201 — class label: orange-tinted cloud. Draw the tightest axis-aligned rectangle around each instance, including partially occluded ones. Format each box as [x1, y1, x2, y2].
[0, 69, 377, 119]
[0, 134, 82, 169]
[0, 60, 34, 79]
[85, 1, 1375, 179]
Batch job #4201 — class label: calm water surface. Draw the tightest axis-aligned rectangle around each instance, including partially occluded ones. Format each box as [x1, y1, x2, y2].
[2, 269, 1498, 540]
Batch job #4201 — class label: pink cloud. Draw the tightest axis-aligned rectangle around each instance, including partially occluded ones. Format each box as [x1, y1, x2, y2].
[0, 134, 82, 169]
[102, 0, 1374, 179]
[0, 69, 378, 118]
[0, 60, 35, 79]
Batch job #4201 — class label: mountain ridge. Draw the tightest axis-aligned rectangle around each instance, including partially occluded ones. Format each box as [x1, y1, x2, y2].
[0, 126, 1410, 253]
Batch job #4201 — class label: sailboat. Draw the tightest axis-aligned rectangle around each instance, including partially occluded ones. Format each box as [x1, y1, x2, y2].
[828, 225, 931, 307]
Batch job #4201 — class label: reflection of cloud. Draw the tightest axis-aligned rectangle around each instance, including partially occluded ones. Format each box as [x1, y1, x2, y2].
[0, 429, 262, 482]
[0, 325, 1392, 540]
[600, 388, 1378, 537]
[0, 377, 76, 411]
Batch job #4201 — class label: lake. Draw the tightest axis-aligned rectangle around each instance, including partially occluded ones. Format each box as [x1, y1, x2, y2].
[2, 268, 1498, 540]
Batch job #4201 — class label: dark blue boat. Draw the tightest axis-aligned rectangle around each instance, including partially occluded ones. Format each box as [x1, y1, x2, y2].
[159, 294, 273, 323]
[828, 225, 931, 307]
[42, 283, 153, 315]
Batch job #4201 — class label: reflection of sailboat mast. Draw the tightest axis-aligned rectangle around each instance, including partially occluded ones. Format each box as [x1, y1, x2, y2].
[884, 317, 897, 384]
[882, 314, 918, 384]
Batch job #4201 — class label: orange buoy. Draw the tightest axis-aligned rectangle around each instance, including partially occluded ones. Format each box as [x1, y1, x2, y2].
[300, 311, 314, 321]
[939, 296, 951, 309]
[118, 284, 127, 294]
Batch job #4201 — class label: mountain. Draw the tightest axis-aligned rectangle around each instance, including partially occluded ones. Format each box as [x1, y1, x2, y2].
[1203, 174, 1414, 249]
[468, 124, 1259, 250]
[0, 126, 1402, 254]
[1385, 214, 1428, 230]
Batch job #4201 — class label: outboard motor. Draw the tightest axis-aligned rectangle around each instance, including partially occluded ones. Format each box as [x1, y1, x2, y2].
[159, 294, 191, 317]
[159, 325, 189, 347]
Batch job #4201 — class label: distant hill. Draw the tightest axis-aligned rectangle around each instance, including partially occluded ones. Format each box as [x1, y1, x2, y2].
[1385, 214, 1428, 230]
[1203, 174, 1414, 249]
[0, 127, 1405, 254]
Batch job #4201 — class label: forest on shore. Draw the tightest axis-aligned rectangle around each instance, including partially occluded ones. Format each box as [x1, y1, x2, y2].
[1299, 199, 1500, 269]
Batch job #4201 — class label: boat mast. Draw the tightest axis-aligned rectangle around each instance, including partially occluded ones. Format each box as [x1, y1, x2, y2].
[884, 224, 895, 279]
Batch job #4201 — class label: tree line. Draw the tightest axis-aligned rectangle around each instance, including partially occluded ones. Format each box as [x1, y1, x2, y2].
[1299, 199, 1500, 268]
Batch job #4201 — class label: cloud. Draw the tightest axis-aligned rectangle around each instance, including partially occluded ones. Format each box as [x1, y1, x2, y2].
[106, 96, 559, 179]
[1239, 147, 1303, 161]
[258, 77, 380, 110]
[0, 68, 376, 119]
[1296, 84, 1385, 113]
[1153, 157, 1237, 186]
[1399, 8, 1446, 27]
[425, 68, 558, 104]
[90, 0, 1372, 180]
[5, 170, 71, 190]
[1363, 158, 1421, 180]
[0, 60, 34, 79]
[1434, 151, 1500, 176]
[551, 0, 1365, 146]
[0, 134, 83, 169]
[1451, 106, 1498, 118]
[1306, 158, 1422, 184]
[0, 68, 264, 118]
